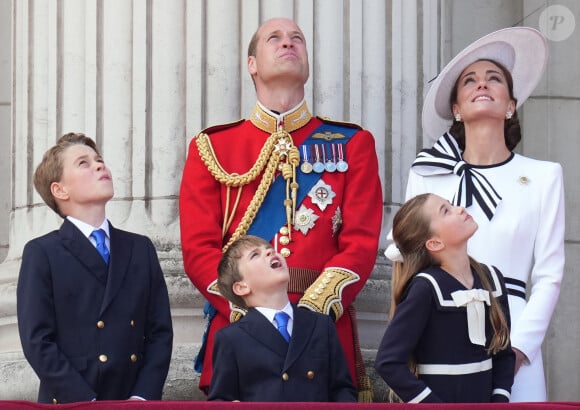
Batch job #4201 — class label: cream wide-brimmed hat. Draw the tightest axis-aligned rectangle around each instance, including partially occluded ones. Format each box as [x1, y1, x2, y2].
[422, 27, 548, 142]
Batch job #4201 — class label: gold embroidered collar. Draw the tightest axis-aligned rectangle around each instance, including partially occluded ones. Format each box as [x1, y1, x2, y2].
[250, 100, 312, 133]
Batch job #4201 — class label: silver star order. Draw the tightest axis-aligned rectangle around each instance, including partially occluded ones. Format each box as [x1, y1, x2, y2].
[308, 179, 336, 211]
[294, 205, 319, 235]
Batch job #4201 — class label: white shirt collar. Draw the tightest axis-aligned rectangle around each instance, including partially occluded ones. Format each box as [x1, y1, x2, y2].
[67, 216, 110, 240]
[256, 99, 306, 121]
[255, 301, 294, 335]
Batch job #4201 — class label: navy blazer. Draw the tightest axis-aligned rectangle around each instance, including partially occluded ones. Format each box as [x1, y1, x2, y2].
[208, 305, 357, 402]
[17, 219, 173, 403]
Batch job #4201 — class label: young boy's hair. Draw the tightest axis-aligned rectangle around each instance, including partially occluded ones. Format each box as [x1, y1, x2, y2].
[217, 235, 271, 310]
[33, 132, 100, 218]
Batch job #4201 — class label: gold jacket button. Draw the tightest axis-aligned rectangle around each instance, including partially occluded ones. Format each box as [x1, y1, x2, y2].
[52, 399, 58, 404]
[279, 235, 290, 246]
[280, 248, 291, 258]
[306, 370, 315, 379]
[130, 320, 135, 327]
[97, 321, 105, 329]
[99, 354, 108, 363]
[282, 372, 289, 381]
[279, 226, 289, 236]
[130, 354, 138, 362]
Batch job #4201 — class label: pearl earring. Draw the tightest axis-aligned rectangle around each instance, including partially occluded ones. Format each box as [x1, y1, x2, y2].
[506, 111, 513, 120]
[454, 113, 461, 122]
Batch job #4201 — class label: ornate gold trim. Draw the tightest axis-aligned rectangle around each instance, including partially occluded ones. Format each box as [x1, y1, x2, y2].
[297, 267, 360, 320]
[250, 101, 312, 133]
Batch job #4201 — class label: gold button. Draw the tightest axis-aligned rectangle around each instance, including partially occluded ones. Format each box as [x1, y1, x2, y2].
[326, 271, 336, 278]
[323, 278, 331, 284]
[130, 320, 135, 327]
[309, 293, 318, 300]
[279, 236, 290, 246]
[280, 248, 291, 258]
[97, 321, 105, 329]
[315, 289, 323, 294]
[130, 354, 138, 362]
[279, 226, 289, 235]
[282, 372, 289, 381]
[306, 370, 315, 379]
[52, 399, 58, 404]
[99, 354, 108, 363]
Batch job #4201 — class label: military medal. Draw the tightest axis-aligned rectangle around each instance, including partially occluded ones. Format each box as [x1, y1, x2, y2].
[308, 179, 336, 211]
[324, 144, 337, 173]
[294, 205, 319, 235]
[336, 143, 348, 172]
[300, 145, 313, 174]
[312, 145, 325, 173]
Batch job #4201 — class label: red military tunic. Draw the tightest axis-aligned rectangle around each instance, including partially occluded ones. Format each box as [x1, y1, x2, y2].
[179, 101, 383, 393]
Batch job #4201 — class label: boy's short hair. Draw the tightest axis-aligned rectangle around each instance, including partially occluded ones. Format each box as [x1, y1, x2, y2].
[33, 132, 100, 217]
[217, 235, 270, 309]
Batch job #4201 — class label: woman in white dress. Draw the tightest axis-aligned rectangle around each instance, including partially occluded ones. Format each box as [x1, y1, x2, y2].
[404, 27, 565, 402]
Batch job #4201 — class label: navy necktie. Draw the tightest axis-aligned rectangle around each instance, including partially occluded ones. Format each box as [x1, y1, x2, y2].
[91, 229, 110, 265]
[274, 311, 291, 343]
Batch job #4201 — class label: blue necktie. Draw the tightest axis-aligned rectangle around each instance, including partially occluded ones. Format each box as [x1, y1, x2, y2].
[91, 229, 110, 265]
[274, 311, 291, 343]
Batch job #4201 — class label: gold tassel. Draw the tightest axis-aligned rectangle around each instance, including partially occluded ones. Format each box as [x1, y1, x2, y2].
[357, 375, 373, 403]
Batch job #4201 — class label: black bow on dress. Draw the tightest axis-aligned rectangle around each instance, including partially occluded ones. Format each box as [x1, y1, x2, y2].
[411, 133, 502, 220]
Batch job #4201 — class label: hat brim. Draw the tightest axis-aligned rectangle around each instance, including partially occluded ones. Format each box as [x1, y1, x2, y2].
[422, 27, 548, 143]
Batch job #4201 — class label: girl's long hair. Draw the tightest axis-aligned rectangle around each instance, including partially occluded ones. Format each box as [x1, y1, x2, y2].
[470, 258, 510, 354]
[390, 194, 510, 354]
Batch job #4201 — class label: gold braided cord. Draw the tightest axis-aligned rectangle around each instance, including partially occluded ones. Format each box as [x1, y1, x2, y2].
[196, 128, 300, 252]
[222, 186, 243, 236]
[196, 132, 277, 187]
[222, 186, 231, 237]
[222, 151, 280, 252]
[288, 146, 300, 227]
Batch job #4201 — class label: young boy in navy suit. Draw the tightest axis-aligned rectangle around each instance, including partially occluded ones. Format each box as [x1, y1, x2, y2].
[17, 133, 173, 404]
[208, 235, 356, 402]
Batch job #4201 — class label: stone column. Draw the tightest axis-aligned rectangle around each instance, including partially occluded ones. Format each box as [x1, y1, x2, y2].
[0, 0, 397, 401]
[0, 0, 202, 400]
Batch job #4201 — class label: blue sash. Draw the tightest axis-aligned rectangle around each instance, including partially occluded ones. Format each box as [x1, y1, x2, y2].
[194, 123, 359, 374]
[247, 123, 357, 241]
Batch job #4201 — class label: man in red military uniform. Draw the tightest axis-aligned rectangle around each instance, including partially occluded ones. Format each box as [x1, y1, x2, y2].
[179, 17, 382, 400]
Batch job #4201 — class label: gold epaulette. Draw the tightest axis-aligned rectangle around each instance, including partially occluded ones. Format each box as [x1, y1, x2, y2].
[316, 116, 362, 130]
[196, 119, 245, 137]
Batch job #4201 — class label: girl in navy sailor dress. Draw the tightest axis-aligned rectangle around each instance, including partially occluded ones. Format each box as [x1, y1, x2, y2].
[375, 193, 515, 403]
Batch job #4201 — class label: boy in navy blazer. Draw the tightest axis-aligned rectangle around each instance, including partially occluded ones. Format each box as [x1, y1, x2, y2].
[208, 235, 356, 402]
[17, 133, 173, 404]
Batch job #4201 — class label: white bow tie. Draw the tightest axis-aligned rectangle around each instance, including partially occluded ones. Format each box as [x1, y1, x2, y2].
[451, 289, 491, 346]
